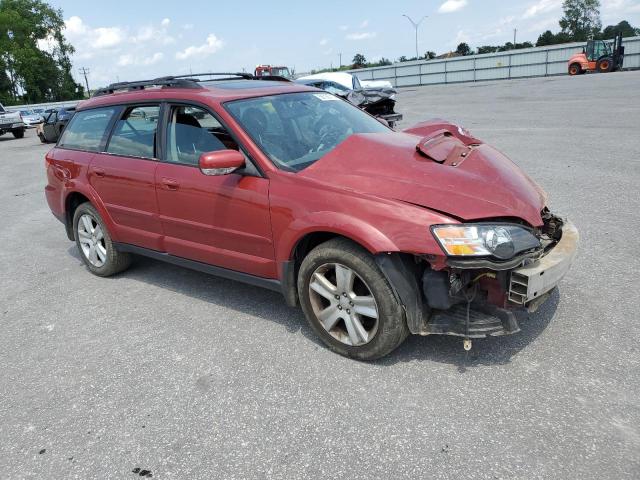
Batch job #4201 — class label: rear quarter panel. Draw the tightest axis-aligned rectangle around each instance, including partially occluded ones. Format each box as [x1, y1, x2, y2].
[45, 147, 120, 241]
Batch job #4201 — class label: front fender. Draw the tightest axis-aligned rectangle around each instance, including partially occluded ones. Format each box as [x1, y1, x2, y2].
[276, 211, 399, 262]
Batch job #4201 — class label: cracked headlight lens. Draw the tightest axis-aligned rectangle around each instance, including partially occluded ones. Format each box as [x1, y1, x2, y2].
[431, 224, 540, 260]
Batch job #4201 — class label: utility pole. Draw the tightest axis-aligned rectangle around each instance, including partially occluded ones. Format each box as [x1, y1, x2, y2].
[513, 28, 517, 48]
[402, 14, 427, 59]
[78, 67, 90, 96]
[338, 52, 342, 68]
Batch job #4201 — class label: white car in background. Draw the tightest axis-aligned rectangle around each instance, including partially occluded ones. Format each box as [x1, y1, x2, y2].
[297, 71, 393, 90]
[0, 102, 26, 139]
[296, 71, 402, 127]
[18, 109, 44, 128]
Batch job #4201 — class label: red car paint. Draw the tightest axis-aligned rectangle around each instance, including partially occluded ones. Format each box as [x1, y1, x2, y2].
[45, 81, 547, 290]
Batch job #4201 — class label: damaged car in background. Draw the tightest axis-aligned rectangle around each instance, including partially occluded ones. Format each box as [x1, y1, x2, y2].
[296, 71, 402, 127]
[45, 74, 577, 360]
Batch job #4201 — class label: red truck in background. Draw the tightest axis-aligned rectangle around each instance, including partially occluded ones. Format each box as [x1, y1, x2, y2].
[254, 65, 293, 78]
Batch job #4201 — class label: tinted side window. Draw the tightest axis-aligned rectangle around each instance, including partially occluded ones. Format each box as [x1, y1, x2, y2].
[166, 105, 238, 166]
[107, 105, 160, 159]
[58, 107, 118, 151]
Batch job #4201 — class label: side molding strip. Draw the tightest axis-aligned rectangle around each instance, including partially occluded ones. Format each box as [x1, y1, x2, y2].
[113, 242, 282, 293]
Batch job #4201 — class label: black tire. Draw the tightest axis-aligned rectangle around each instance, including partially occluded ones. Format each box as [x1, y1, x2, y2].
[596, 57, 613, 73]
[12, 129, 24, 139]
[72, 202, 131, 277]
[297, 238, 409, 360]
[38, 132, 47, 143]
[568, 63, 581, 76]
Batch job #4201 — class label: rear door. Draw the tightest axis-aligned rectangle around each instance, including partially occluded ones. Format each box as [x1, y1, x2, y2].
[89, 104, 164, 250]
[154, 103, 275, 278]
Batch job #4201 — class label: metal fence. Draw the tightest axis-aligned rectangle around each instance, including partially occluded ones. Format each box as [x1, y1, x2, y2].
[2, 99, 79, 112]
[350, 36, 640, 87]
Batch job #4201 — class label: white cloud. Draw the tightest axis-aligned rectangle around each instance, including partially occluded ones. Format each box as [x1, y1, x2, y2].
[161, 18, 170, 27]
[601, 0, 640, 13]
[183, 23, 194, 30]
[175, 34, 224, 60]
[117, 52, 164, 67]
[360, 19, 369, 28]
[319, 38, 329, 46]
[64, 16, 124, 49]
[438, 0, 468, 13]
[523, 0, 562, 19]
[339, 25, 349, 31]
[452, 29, 471, 45]
[346, 32, 377, 40]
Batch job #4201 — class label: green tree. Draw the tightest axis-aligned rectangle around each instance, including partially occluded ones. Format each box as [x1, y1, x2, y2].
[600, 20, 638, 39]
[0, 0, 82, 104]
[424, 51, 436, 60]
[352, 53, 367, 68]
[536, 30, 556, 46]
[456, 42, 472, 56]
[559, 0, 602, 41]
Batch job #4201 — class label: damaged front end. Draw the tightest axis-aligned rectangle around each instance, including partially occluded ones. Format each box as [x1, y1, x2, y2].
[344, 88, 403, 127]
[376, 210, 578, 345]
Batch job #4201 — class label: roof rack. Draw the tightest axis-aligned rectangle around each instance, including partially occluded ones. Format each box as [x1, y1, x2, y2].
[93, 72, 291, 97]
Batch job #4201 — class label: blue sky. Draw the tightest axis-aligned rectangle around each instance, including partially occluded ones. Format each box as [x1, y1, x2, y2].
[48, 0, 640, 87]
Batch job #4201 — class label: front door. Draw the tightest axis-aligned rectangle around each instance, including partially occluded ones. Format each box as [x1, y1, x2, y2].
[89, 104, 163, 250]
[43, 112, 58, 141]
[155, 104, 275, 278]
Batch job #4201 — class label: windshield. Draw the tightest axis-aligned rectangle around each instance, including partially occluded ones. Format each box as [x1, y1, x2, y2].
[0, 103, 5, 113]
[225, 92, 389, 171]
[20, 110, 33, 116]
[271, 67, 290, 78]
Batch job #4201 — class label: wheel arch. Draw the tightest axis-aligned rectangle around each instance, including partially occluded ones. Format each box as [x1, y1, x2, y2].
[63, 187, 117, 242]
[277, 212, 400, 306]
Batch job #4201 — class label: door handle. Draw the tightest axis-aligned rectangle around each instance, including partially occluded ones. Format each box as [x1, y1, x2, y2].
[93, 167, 106, 178]
[161, 178, 179, 190]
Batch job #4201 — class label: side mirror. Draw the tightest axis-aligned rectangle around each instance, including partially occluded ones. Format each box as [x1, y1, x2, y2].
[199, 150, 245, 176]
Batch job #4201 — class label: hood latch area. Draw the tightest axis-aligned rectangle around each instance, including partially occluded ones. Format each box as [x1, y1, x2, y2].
[416, 130, 474, 166]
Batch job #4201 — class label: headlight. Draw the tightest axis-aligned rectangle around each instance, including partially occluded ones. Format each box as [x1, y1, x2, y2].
[431, 224, 540, 260]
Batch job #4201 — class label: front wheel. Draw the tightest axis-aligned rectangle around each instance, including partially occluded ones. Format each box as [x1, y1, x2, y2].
[12, 128, 24, 139]
[297, 238, 408, 360]
[597, 57, 613, 73]
[568, 63, 582, 76]
[73, 202, 131, 277]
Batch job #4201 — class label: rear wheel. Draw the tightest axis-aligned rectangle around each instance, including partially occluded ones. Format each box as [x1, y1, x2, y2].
[12, 129, 24, 139]
[568, 63, 582, 76]
[297, 238, 409, 360]
[73, 202, 131, 277]
[38, 132, 46, 143]
[597, 57, 613, 73]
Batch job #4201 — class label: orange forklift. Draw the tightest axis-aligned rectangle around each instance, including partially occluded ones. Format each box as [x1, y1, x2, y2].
[568, 32, 624, 75]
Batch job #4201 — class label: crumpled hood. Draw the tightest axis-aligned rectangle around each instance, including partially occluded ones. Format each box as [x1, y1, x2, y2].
[300, 126, 547, 227]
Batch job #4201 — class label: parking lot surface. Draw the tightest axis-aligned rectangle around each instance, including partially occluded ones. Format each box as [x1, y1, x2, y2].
[1, 71, 639, 479]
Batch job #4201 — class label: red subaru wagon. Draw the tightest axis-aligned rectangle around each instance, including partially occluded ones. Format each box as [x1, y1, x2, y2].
[45, 73, 578, 360]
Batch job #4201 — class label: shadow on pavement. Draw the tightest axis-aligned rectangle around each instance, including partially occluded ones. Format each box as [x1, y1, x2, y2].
[67, 246, 558, 369]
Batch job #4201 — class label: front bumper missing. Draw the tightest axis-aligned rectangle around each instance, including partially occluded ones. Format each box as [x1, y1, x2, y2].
[508, 220, 579, 307]
[376, 220, 578, 339]
[426, 304, 520, 338]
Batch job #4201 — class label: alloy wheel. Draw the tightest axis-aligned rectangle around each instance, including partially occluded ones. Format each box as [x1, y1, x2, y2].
[308, 263, 379, 346]
[77, 214, 107, 267]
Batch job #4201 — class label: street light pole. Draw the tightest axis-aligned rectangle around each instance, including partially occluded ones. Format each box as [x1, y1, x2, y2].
[402, 14, 427, 59]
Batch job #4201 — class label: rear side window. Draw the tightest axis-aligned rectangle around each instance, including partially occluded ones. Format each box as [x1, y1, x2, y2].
[58, 107, 117, 151]
[107, 105, 160, 159]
